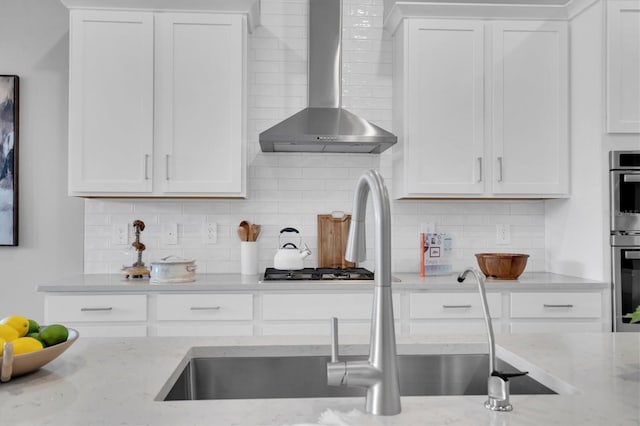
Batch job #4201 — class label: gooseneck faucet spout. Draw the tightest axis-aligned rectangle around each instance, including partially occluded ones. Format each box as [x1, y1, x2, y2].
[327, 169, 401, 416]
[458, 268, 527, 411]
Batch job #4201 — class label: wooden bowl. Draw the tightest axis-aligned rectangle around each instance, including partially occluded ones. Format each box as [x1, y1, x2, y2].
[0, 328, 79, 381]
[475, 253, 529, 280]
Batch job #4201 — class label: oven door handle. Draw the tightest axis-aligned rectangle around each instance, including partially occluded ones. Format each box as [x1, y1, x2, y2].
[624, 251, 640, 259]
[623, 174, 640, 183]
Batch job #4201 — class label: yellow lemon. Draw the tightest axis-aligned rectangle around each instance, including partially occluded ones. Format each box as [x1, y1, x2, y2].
[39, 324, 69, 347]
[0, 323, 19, 342]
[12, 337, 44, 355]
[0, 337, 5, 356]
[1, 315, 30, 337]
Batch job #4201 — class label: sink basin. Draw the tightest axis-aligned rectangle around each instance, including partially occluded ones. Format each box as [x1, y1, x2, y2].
[159, 347, 556, 401]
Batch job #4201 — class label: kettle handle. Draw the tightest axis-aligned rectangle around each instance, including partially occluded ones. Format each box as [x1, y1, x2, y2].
[280, 227, 299, 234]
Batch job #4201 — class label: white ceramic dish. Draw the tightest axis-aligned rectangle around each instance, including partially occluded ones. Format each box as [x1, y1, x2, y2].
[150, 256, 196, 284]
[0, 328, 79, 381]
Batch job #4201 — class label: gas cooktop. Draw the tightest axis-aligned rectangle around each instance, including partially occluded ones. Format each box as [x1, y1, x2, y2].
[262, 267, 374, 281]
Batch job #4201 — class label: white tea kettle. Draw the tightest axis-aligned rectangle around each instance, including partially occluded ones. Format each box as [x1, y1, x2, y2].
[274, 227, 311, 270]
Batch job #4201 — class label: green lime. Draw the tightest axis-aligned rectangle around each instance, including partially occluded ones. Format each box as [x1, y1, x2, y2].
[39, 324, 68, 346]
[28, 319, 40, 334]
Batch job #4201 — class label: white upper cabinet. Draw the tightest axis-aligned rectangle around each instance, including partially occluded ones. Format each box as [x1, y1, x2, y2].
[491, 21, 569, 195]
[393, 19, 485, 195]
[391, 16, 569, 199]
[65, 2, 254, 197]
[68, 11, 155, 194]
[155, 13, 245, 195]
[607, 0, 640, 133]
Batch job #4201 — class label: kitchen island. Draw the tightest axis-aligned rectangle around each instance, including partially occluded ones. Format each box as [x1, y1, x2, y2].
[0, 332, 638, 425]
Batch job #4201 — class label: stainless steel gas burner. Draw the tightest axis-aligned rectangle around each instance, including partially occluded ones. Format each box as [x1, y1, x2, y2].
[262, 267, 374, 281]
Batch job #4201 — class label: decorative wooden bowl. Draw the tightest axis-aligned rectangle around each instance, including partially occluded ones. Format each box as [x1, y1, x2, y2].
[475, 253, 529, 280]
[0, 328, 79, 382]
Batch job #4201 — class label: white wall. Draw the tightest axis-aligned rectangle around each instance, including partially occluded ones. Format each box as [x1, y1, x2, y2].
[84, 0, 546, 276]
[546, 0, 640, 283]
[0, 0, 84, 320]
[545, 0, 607, 281]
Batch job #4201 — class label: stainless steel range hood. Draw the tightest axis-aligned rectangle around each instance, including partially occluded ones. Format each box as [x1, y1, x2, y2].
[259, 0, 397, 154]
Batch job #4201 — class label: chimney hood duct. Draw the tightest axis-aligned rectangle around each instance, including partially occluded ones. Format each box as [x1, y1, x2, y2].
[259, 0, 397, 154]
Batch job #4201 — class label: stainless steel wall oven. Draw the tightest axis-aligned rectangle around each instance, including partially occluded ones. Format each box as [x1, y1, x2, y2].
[611, 151, 640, 331]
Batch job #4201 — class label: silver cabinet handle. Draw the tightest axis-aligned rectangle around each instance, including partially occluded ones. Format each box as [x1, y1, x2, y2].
[497, 157, 503, 182]
[543, 304, 574, 308]
[190, 306, 221, 311]
[624, 251, 640, 259]
[623, 174, 640, 183]
[144, 154, 150, 180]
[80, 307, 113, 312]
[477, 157, 483, 183]
[442, 304, 472, 309]
[165, 154, 170, 180]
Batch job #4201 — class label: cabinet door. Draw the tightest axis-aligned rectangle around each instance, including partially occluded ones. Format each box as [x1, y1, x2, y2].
[68, 10, 153, 194]
[491, 21, 569, 195]
[155, 13, 245, 196]
[607, 0, 640, 133]
[403, 19, 485, 195]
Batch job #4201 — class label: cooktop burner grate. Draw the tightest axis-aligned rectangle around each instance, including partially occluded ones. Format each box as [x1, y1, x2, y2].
[263, 267, 374, 281]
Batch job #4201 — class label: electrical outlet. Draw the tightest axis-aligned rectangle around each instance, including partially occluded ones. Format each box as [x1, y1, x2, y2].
[496, 224, 511, 245]
[112, 224, 129, 246]
[204, 222, 217, 244]
[163, 223, 178, 245]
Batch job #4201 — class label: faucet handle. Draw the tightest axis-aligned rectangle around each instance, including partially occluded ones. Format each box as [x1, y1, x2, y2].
[330, 317, 339, 362]
[492, 370, 528, 380]
[485, 370, 528, 412]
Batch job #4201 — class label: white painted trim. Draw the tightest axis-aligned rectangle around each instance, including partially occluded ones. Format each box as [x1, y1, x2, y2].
[383, 0, 605, 33]
[565, 0, 601, 20]
[384, 1, 570, 33]
[60, 0, 260, 31]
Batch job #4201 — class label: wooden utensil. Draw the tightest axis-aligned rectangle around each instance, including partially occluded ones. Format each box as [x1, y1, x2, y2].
[237, 226, 248, 241]
[238, 221, 250, 241]
[317, 213, 355, 269]
[251, 224, 261, 241]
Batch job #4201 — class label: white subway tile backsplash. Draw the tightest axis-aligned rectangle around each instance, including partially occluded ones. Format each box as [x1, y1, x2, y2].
[83, 0, 547, 275]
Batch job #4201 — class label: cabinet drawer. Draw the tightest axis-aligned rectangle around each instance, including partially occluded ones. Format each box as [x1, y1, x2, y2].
[156, 294, 253, 321]
[45, 294, 147, 322]
[71, 325, 147, 337]
[510, 321, 603, 333]
[410, 293, 502, 319]
[262, 293, 400, 321]
[510, 292, 602, 318]
[410, 320, 503, 335]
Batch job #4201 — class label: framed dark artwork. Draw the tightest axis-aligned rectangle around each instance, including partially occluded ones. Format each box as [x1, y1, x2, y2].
[0, 75, 18, 246]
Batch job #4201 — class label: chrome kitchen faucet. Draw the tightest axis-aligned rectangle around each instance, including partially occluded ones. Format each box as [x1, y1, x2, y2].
[327, 169, 401, 416]
[457, 267, 528, 411]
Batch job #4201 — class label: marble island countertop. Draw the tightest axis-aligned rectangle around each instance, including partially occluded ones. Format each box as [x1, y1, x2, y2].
[1, 332, 638, 425]
[36, 271, 607, 293]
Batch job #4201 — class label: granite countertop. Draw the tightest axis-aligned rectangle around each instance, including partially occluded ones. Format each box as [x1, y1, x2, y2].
[0, 332, 638, 425]
[36, 272, 607, 293]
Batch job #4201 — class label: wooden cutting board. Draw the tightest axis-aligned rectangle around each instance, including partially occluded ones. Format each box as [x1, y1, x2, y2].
[317, 214, 355, 269]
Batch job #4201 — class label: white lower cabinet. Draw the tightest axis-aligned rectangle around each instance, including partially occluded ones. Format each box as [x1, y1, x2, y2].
[153, 293, 253, 337]
[509, 292, 604, 333]
[42, 287, 607, 337]
[409, 292, 503, 335]
[261, 293, 400, 336]
[44, 294, 148, 337]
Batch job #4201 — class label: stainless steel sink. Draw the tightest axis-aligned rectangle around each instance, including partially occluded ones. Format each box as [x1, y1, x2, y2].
[160, 350, 555, 401]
